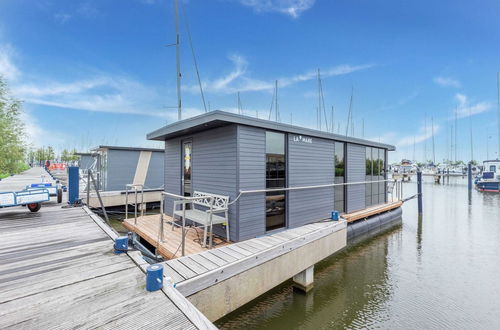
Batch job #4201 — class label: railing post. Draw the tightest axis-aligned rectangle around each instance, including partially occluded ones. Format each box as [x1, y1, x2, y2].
[134, 187, 138, 225]
[160, 194, 164, 242]
[141, 185, 144, 217]
[86, 170, 90, 206]
[89, 170, 109, 222]
[182, 201, 186, 256]
[417, 170, 423, 217]
[125, 186, 129, 220]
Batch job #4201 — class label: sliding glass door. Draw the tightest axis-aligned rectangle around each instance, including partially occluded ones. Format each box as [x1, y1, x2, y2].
[265, 132, 286, 231]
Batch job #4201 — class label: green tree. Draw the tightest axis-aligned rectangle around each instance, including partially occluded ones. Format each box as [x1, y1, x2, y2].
[0, 76, 27, 178]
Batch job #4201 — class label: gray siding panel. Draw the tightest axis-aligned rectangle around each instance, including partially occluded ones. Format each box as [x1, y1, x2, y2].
[144, 151, 164, 189]
[237, 125, 266, 241]
[78, 155, 94, 170]
[346, 143, 366, 212]
[192, 126, 238, 240]
[106, 150, 140, 191]
[288, 134, 334, 227]
[164, 138, 181, 214]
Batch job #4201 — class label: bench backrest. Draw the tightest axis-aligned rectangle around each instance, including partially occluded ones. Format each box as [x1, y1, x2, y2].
[192, 191, 229, 210]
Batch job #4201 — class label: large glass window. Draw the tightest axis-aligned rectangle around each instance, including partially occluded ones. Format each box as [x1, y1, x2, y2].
[334, 142, 345, 212]
[266, 132, 286, 231]
[365, 147, 387, 207]
[365, 147, 373, 206]
[182, 140, 192, 197]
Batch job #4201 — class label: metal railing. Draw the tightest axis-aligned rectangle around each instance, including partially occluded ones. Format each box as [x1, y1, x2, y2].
[153, 178, 404, 257]
[125, 183, 145, 224]
[84, 169, 109, 222]
[159, 192, 220, 256]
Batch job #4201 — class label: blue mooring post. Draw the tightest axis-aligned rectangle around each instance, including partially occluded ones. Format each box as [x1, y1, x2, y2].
[68, 166, 79, 204]
[417, 170, 423, 217]
[331, 211, 340, 221]
[467, 163, 472, 191]
[114, 236, 128, 254]
[146, 264, 164, 292]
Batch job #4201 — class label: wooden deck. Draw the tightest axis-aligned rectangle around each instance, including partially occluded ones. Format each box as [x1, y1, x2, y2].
[342, 201, 403, 222]
[0, 203, 214, 329]
[123, 214, 230, 259]
[160, 220, 347, 296]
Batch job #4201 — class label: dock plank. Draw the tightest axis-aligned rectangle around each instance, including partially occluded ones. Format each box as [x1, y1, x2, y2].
[0, 198, 211, 329]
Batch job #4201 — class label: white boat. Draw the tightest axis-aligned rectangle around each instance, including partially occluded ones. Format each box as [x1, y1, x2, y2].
[476, 160, 500, 192]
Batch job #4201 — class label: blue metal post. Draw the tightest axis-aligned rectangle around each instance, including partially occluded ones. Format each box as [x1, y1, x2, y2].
[114, 236, 128, 254]
[467, 163, 472, 191]
[68, 166, 79, 204]
[417, 171, 423, 217]
[146, 264, 164, 292]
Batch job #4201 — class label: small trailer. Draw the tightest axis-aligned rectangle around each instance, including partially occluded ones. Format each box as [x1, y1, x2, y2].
[27, 183, 63, 203]
[0, 188, 50, 212]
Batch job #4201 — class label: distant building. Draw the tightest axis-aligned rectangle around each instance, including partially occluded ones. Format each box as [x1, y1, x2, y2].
[89, 146, 164, 192]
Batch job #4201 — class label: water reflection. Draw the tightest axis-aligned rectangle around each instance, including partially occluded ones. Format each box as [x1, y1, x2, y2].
[217, 176, 500, 329]
[217, 226, 402, 330]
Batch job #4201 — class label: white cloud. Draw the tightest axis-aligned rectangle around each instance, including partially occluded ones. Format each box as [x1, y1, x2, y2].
[373, 122, 440, 149]
[453, 93, 492, 119]
[238, 0, 316, 18]
[434, 76, 461, 88]
[187, 54, 372, 94]
[0, 43, 169, 118]
[54, 13, 72, 24]
[0, 44, 19, 80]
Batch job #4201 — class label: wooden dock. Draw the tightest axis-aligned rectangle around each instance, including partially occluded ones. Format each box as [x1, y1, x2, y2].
[342, 201, 403, 223]
[0, 167, 55, 194]
[160, 220, 347, 321]
[0, 203, 215, 329]
[124, 214, 230, 259]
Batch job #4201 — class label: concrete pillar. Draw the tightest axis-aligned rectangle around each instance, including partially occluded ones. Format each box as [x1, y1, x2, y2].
[292, 265, 314, 293]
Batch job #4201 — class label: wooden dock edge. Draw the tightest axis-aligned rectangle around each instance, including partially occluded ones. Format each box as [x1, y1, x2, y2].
[179, 222, 347, 321]
[83, 206, 217, 330]
[342, 201, 403, 223]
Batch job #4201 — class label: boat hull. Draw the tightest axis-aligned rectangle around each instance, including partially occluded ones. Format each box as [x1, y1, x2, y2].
[476, 181, 500, 192]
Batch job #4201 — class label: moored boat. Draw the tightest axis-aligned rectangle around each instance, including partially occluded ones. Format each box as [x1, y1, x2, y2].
[476, 160, 500, 192]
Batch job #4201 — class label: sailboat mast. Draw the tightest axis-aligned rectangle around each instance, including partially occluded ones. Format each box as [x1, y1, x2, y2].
[497, 72, 500, 159]
[454, 108, 458, 163]
[431, 116, 435, 164]
[317, 69, 321, 130]
[174, 0, 182, 121]
[424, 115, 427, 163]
[275, 80, 279, 122]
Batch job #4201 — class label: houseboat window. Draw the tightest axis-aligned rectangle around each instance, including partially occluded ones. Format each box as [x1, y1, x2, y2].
[365, 147, 373, 206]
[490, 165, 496, 172]
[379, 149, 386, 203]
[266, 132, 286, 231]
[182, 141, 192, 197]
[365, 147, 386, 207]
[334, 142, 345, 213]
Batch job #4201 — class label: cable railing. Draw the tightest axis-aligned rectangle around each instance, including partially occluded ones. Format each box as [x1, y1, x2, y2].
[152, 178, 404, 257]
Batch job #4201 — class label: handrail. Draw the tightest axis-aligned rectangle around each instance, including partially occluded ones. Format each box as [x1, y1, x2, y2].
[228, 178, 394, 205]
[156, 179, 403, 257]
[125, 183, 145, 225]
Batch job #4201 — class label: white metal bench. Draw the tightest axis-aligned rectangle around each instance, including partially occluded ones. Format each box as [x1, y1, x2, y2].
[172, 191, 229, 248]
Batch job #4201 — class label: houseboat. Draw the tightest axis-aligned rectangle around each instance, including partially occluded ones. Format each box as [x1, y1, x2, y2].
[146, 111, 396, 243]
[83, 146, 165, 208]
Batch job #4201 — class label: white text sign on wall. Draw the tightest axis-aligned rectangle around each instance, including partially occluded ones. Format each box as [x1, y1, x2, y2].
[292, 135, 313, 144]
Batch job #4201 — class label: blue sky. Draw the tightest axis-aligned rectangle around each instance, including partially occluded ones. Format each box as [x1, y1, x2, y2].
[0, 0, 499, 163]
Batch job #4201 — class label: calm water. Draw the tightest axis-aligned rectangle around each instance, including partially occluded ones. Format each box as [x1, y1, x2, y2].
[216, 177, 500, 329]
